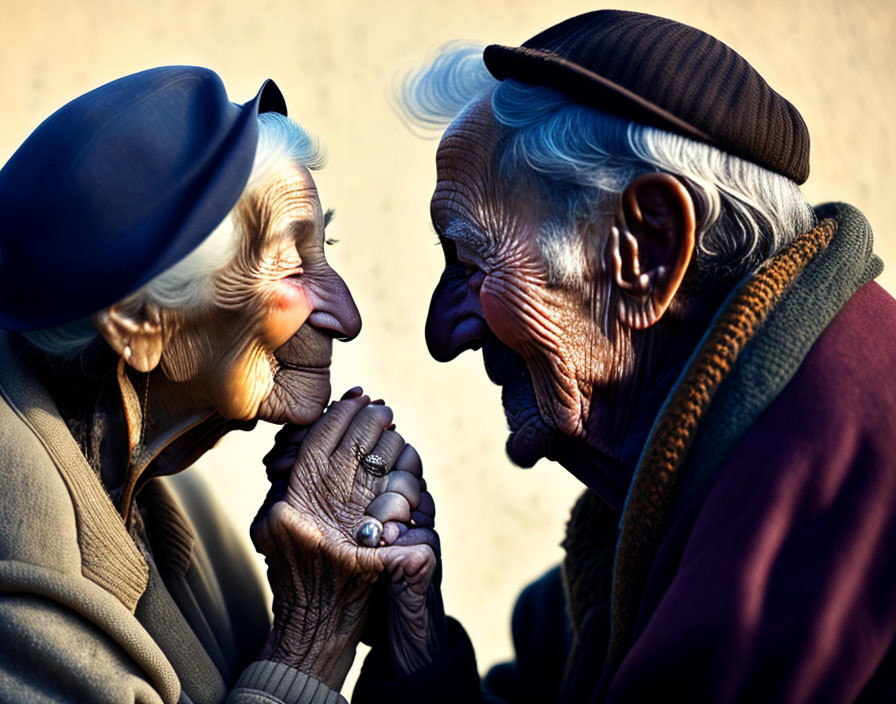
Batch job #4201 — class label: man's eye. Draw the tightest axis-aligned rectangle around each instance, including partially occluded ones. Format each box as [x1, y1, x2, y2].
[439, 237, 459, 264]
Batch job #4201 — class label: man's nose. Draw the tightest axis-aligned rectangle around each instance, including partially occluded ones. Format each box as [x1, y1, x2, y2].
[306, 269, 362, 341]
[425, 268, 490, 362]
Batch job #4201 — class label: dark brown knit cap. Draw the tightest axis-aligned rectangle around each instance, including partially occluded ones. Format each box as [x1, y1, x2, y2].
[483, 10, 810, 184]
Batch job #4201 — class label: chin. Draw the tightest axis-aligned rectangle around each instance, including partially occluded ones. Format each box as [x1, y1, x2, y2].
[256, 366, 331, 425]
[478, 337, 549, 467]
[500, 376, 557, 468]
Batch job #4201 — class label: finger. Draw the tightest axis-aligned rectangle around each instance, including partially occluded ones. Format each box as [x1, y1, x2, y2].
[341, 386, 364, 400]
[366, 492, 412, 523]
[262, 440, 298, 467]
[384, 470, 421, 510]
[378, 544, 437, 591]
[334, 403, 394, 461]
[262, 444, 298, 481]
[273, 423, 311, 445]
[253, 477, 289, 525]
[391, 527, 440, 556]
[363, 429, 406, 478]
[417, 491, 435, 518]
[410, 511, 434, 529]
[265, 426, 311, 481]
[301, 395, 371, 456]
[342, 413, 402, 504]
[393, 444, 423, 478]
[382, 521, 402, 545]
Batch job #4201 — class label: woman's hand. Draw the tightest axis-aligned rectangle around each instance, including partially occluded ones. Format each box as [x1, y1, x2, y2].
[251, 388, 420, 689]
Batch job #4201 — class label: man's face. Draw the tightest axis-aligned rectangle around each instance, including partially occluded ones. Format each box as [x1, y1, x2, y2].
[426, 97, 612, 466]
[162, 160, 360, 425]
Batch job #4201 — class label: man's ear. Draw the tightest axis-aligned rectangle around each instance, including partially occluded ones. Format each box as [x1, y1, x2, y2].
[608, 173, 696, 329]
[92, 299, 165, 372]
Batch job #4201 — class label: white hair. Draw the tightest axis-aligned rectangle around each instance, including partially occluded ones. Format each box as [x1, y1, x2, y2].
[22, 112, 324, 357]
[400, 43, 815, 286]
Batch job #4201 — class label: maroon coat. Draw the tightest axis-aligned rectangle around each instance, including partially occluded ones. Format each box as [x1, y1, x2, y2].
[603, 279, 896, 702]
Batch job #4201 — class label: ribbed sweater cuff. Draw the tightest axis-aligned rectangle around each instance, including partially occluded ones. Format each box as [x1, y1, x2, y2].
[230, 661, 347, 704]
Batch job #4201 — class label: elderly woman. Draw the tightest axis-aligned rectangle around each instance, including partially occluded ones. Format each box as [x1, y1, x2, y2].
[345, 10, 896, 704]
[0, 67, 434, 704]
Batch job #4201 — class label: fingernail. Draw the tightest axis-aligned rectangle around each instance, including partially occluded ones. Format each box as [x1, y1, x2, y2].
[382, 522, 401, 544]
[386, 423, 396, 431]
[342, 386, 363, 399]
[371, 399, 385, 405]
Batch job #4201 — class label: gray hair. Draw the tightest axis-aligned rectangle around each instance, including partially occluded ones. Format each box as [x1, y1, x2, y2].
[399, 43, 815, 287]
[22, 112, 324, 357]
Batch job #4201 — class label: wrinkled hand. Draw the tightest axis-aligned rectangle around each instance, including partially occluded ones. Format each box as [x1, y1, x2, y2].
[251, 388, 418, 688]
[364, 447, 447, 676]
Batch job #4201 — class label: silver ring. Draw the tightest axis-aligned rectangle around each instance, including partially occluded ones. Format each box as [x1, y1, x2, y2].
[356, 518, 383, 547]
[361, 453, 389, 477]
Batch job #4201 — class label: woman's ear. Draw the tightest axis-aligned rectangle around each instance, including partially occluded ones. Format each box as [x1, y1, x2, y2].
[92, 299, 165, 372]
[607, 172, 696, 329]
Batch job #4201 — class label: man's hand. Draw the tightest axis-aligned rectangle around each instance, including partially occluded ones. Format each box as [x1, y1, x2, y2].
[362, 444, 447, 675]
[251, 388, 420, 689]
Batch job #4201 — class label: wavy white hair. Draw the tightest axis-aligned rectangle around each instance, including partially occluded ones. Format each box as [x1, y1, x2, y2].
[398, 43, 815, 287]
[22, 112, 324, 357]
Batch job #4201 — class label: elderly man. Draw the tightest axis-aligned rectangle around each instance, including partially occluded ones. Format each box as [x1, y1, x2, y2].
[349, 10, 896, 704]
[0, 67, 435, 704]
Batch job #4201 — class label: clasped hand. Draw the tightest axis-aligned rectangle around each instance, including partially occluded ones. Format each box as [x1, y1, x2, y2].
[251, 387, 445, 690]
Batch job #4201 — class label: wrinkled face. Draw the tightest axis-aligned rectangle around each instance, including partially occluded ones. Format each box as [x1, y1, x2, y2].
[162, 160, 360, 425]
[426, 97, 614, 466]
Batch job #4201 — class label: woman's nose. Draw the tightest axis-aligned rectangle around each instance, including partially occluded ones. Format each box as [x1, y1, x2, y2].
[306, 270, 362, 341]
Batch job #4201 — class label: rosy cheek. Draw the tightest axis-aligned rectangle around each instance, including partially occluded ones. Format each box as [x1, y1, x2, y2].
[262, 281, 313, 349]
[480, 281, 527, 349]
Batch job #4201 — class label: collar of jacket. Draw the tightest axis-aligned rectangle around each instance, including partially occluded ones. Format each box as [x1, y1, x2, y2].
[597, 202, 880, 666]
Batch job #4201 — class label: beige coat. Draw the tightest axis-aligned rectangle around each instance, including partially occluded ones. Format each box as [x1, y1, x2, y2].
[0, 332, 345, 704]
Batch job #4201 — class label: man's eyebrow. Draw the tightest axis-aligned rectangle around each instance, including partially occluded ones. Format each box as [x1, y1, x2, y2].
[441, 218, 489, 251]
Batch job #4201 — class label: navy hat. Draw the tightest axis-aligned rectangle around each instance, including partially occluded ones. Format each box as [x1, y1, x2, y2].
[0, 66, 287, 331]
[484, 11, 810, 183]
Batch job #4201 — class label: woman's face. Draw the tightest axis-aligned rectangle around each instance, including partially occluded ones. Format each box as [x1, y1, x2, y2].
[161, 160, 361, 425]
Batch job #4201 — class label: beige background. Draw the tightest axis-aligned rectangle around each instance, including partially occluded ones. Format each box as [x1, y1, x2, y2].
[2, 0, 893, 696]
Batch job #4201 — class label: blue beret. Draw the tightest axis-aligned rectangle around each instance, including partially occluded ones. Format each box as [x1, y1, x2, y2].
[0, 66, 287, 330]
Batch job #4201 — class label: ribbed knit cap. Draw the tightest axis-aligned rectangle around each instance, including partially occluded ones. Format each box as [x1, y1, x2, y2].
[484, 10, 810, 184]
